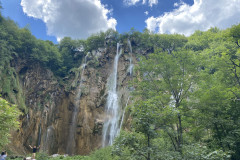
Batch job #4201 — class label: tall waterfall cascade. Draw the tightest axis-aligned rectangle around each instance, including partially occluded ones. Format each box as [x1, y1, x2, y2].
[102, 43, 123, 147]
[66, 54, 88, 154]
[119, 40, 134, 135]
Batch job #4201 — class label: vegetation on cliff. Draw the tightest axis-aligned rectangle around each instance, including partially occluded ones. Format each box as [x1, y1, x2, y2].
[0, 97, 20, 149]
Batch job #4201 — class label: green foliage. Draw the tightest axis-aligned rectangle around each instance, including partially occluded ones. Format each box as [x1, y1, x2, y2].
[181, 144, 231, 160]
[133, 49, 198, 152]
[47, 147, 118, 160]
[113, 130, 152, 160]
[86, 32, 106, 51]
[229, 24, 240, 47]
[36, 152, 49, 160]
[193, 32, 240, 159]
[48, 155, 87, 160]
[0, 97, 21, 149]
[186, 27, 222, 52]
[114, 25, 240, 159]
[152, 33, 187, 52]
[0, 63, 26, 112]
[58, 37, 84, 75]
[87, 146, 118, 160]
[127, 28, 187, 53]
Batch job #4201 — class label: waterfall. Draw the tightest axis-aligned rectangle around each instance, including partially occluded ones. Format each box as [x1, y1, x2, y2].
[26, 114, 29, 124]
[75, 54, 88, 101]
[66, 54, 88, 155]
[119, 96, 130, 133]
[127, 39, 134, 76]
[37, 123, 42, 147]
[102, 43, 122, 147]
[116, 39, 134, 134]
[127, 39, 132, 53]
[44, 126, 53, 152]
[46, 128, 50, 151]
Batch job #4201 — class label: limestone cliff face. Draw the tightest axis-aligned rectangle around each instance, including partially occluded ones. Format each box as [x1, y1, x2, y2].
[9, 43, 138, 155]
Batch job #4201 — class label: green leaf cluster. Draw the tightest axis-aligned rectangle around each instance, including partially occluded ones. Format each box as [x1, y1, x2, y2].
[0, 97, 20, 149]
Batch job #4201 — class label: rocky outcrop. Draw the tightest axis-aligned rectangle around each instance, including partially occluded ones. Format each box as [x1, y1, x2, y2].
[9, 43, 136, 155]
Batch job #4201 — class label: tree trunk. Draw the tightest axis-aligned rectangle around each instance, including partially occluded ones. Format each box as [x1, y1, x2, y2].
[177, 113, 183, 153]
[176, 100, 183, 153]
[147, 133, 150, 160]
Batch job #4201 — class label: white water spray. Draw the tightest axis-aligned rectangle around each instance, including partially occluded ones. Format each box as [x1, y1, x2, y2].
[102, 43, 122, 147]
[66, 54, 88, 155]
[127, 39, 134, 76]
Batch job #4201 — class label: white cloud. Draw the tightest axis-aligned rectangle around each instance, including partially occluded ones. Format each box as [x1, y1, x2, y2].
[146, 16, 158, 31]
[148, 0, 158, 7]
[174, 0, 184, 7]
[21, 0, 117, 40]
[173, 2, 179, 7]
[124, 0, 141, 6]
[145, 0, 240, 36]
[124, 0, 158, 7]
[144, 11, 149, 16]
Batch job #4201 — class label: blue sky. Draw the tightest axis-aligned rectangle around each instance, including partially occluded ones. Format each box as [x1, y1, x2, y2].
[2, 0, 240, 44]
